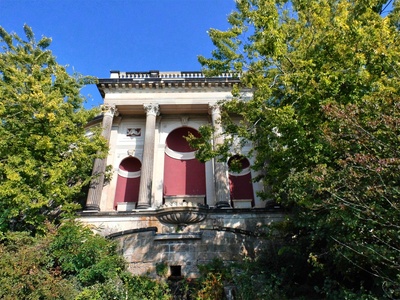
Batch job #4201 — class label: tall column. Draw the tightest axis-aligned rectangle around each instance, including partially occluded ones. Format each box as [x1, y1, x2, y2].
[137, 103, 159, 209]
[86, 105, 116, 211]
[209, 104, 231, 208]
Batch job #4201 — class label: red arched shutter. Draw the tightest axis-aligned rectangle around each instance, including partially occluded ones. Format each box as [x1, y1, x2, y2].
[114, 157, 141, 209]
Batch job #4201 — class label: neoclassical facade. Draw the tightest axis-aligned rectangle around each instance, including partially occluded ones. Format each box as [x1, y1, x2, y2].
[80, 71, 283, 278]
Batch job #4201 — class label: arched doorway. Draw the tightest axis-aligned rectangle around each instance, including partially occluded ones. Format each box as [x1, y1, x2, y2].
[114, 157, 141, 209]
[228, 155, 254, 208]
[163, 127, 206, 204]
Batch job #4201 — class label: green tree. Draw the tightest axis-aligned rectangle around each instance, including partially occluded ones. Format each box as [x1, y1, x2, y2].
[195, 0, 400, 297]
[0, 25, 107, 234]
[296, 98, 400, 298]
[0, 221, 171, 300]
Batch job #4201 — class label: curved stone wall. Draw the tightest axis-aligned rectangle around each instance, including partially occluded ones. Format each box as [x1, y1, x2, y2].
[92, 210, 285, 278]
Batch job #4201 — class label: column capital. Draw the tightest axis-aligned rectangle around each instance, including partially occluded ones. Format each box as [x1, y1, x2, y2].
[208, 103, 221, 116]
[144, 103, 160, 116]
[101, 105, 118, 117]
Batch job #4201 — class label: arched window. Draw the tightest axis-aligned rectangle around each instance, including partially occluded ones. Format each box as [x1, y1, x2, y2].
[114, 157, 141, 209]
[228, 155, 254, 208]
[163, 127, 206, 203]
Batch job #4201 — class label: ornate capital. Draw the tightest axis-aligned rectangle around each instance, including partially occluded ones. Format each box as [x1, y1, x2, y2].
[101, 105, 118, 117]
[208, 103, 221, 116]
[144, 103, 160, 116]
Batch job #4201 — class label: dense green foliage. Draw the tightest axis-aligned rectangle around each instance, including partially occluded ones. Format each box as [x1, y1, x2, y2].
[192, 257, 287, 300]
[195, 0, 400, 298]
[0, 25, 107, 234]
[0, 229, 76, 299]
[0, 221, 171, 300]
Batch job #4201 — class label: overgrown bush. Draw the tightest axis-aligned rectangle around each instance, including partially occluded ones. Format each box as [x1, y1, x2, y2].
[76, 275, 171, 300]
[124, 274, 171, 300]
[0, 230, 77, 299]
[194, 257, 286, 300]
[49, 220, 127, 287]
[0, 221, 172, 300]
[194, 272, 224, 300]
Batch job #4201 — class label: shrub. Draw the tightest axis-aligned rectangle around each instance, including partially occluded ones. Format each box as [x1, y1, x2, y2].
[0, 221, 172, 299]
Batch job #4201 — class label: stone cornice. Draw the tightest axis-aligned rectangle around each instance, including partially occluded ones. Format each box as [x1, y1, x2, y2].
[97, 71, 242, 97]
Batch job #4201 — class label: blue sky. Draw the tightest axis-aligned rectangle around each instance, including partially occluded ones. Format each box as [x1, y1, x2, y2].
[1, 0, 236, 107]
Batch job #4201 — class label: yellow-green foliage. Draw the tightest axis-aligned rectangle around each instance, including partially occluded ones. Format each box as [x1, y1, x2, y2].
[0, 25, 107, 234]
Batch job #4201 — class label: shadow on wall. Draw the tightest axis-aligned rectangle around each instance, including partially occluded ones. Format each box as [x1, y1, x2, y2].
[109, 225, 269, 278]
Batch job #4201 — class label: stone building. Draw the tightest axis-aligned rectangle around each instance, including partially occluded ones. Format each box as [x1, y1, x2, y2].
[79, 70, 283, 278]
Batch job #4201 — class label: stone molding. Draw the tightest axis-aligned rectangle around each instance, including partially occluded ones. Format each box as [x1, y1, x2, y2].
[153, 232, 202, 241]
[228, 166, 251, 176]
[164, 146, 196, 160]
[117, 169, 141, 178]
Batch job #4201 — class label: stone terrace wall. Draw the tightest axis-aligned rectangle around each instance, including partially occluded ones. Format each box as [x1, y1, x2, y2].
[113, 228, 271, 278]
[104, 211, 285, 278]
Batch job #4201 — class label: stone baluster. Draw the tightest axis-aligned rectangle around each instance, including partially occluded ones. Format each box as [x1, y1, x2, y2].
[85, 105, 117, 211]
[137, 103, 160, 209]
[209, 104, 231, 208]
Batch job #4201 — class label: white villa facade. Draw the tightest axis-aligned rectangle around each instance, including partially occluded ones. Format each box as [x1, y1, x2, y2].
[79, 71, 283, 278]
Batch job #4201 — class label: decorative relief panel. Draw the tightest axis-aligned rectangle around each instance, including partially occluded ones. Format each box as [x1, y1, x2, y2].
[117, 121, 145, 145]
[126, 128, 142, 137]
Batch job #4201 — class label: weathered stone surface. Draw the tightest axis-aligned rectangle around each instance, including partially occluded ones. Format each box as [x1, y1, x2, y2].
[80, 210, 284, 278]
